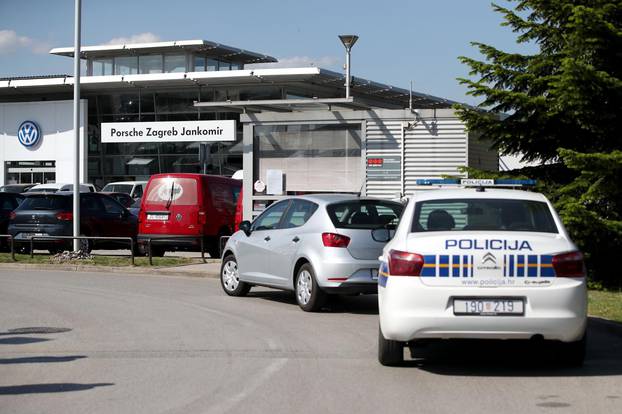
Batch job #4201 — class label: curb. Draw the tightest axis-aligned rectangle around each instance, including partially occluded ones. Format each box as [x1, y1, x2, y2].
[0, 262, 221, 279]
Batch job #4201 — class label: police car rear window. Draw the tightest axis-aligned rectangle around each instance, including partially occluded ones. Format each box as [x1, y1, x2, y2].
[411, 199, 558, 233]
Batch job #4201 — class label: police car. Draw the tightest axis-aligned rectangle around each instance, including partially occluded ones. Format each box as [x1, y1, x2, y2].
[375, 179, 587, 366]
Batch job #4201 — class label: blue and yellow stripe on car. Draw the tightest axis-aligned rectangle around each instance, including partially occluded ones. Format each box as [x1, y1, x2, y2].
[378, 262, 389, 287]
[502, 254, 556, 278]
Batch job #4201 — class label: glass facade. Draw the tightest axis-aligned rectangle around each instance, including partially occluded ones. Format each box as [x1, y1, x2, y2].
[88, 53, 242, 76]
[86, 85, 285, 187]
[254, 124, 363, 194]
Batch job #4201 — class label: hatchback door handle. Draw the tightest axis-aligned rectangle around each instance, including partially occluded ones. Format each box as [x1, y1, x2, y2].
[264, 236, 271, 242]
[292, 236, 300, 243]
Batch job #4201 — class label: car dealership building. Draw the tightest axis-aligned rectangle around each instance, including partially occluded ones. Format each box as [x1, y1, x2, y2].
[0, 38, 497, 218]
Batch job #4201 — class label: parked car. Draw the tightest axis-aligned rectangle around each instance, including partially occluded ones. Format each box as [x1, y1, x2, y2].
[129, 197, 141, 217]
[138, 173, 241, 258]
[27, 183, 97, 193]
[8, 192, 137, 254]
[0, 184, 37, 193]
[376, 181, 587, 366]
[102, 192, 133, 208]
[0, 193, 24, 251]
[220, 195, 404, 311]
[101, 181, 146, 199]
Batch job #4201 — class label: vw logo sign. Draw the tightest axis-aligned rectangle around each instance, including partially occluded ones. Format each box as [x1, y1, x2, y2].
[17, 121, 41, 148]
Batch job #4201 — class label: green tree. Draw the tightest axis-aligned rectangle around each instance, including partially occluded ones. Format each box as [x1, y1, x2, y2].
[456, 1, 622, 285]
[456, 0, 622, 162]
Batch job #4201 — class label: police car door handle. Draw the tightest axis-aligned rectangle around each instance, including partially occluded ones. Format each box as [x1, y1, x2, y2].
[292, 236, 300, 243]
[264, 236, 271, 242]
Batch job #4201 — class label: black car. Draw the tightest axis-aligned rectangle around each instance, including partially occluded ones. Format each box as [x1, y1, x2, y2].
[0, 193, 24, 250]
[8, 192, 138, 254]
[0, 184, 37, 193]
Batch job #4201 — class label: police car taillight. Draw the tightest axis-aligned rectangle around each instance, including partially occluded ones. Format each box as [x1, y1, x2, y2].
[388, 250, 424, 276]
[552, 251, 586, 277]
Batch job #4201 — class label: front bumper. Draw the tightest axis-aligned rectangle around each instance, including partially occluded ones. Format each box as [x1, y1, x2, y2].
[379, 277, 587, 343]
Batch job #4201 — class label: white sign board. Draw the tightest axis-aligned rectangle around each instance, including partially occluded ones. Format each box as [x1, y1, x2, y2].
[101, 120, 235, 143]
[266, 169, 283, 195]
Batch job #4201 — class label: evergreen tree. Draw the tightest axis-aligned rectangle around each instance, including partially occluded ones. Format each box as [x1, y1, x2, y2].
[456, 1, 622, 285]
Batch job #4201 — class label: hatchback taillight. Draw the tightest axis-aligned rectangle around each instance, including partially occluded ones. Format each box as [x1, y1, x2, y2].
[388, 250, 424, 276]
[322, 232, 350, 248]
[9, 212, 16, 220]
[552, 251, 586, 277]
[55, 212, 73, 221]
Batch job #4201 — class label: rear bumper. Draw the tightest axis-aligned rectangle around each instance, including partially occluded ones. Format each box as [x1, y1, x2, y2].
[137, 234, 202, 249]
[379, 277, 587, 343]
[314, 252, 379, 294]
[8, 224, 71, 246]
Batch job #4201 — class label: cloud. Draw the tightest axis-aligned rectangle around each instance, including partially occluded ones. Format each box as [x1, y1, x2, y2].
[106, 32, 161, 45]
[0, 30, 40, 54]
[247, 55, 341, 69]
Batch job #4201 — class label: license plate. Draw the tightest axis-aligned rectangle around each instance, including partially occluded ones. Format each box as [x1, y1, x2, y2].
[453, 298, 524, 316]
[16, 232, 46, 240]
[147, 214, 168, 221]
[371, 269, 379, 280]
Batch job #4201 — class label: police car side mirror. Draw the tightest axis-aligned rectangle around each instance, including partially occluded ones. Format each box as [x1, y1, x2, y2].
[372, 228, 395, 243]
[239, 220, 252, 237]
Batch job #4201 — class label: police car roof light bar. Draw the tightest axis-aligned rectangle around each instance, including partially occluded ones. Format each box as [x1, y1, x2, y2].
[415, 178, 536, 187]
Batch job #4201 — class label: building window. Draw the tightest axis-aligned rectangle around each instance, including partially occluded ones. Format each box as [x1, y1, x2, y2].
[92, 58, 113, 76]
[194, 56, 206, 72]
[206, 59, 218, 71]
[231, 63, 243, 70]
[164, 54, 186, 73]
[219, 61, 231, 71]
[254, 123, 363, 194]
[139, 55, 163, 74]
[115, 56, 138, 75]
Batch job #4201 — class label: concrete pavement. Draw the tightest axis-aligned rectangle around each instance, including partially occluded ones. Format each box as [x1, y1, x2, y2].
[1, 269, 621, 414]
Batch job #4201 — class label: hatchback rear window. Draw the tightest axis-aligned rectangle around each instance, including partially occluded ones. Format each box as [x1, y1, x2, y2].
[18, 195, 71, 210]
[327, 200, 403, 229]
[412, 198, 558, 233]
[145, 178, 198, 206]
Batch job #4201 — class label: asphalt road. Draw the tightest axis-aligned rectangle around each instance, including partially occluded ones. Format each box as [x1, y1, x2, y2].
[0, 270, 621, 414]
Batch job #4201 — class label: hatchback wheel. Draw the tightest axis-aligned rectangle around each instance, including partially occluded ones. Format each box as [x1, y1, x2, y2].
[295, 263, 326, 312]
[378, 326, 404, 366]
[220, 255, 250, 296]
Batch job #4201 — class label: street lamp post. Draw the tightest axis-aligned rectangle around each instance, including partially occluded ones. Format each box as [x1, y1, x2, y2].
[72, 0, 81, 251]
[338, 35, 359, 99]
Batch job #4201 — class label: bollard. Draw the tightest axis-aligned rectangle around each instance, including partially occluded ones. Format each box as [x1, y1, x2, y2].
[200, 237, 206, 263]
[147, 238, 153, 266]
[9, 236, 15, 262]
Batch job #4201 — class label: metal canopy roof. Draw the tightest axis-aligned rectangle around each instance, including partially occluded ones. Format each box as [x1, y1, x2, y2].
[0, 67, 457, 109]
[49, 39, 277, 64]
[194, 97, 371, 113]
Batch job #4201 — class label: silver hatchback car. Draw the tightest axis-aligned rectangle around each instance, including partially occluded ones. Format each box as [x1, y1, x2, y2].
[220, 194, 403, 311]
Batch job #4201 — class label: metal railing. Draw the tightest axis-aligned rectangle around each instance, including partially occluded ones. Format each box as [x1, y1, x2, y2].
[144, 236, 206, 266]
[0, 234, 16, 261]
[28, 235, 135, 266]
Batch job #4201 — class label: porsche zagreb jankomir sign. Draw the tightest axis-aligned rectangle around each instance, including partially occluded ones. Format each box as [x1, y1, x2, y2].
[101, 120, 235, 143]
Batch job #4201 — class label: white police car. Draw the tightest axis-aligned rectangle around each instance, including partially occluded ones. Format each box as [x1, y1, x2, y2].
[376, 179, 587, 366]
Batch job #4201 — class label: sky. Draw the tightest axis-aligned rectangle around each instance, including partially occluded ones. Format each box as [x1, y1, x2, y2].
[0, 0, 537, 105]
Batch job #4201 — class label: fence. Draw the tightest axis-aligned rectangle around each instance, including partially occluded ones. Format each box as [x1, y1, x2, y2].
[0, 234, 16, 261]
[28, 235, 135, 266]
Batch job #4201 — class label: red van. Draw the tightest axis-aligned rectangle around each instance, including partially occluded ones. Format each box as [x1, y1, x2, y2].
[137, 173, 241, 257]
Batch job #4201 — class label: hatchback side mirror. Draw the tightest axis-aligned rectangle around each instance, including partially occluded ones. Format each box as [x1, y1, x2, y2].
[372, 228, 395, 243]
[239, 220, 252, 237]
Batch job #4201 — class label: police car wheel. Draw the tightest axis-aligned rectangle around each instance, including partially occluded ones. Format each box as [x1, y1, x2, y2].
[220, 255, 250, 297]
[295, 263, 326, 312]
[558, 335, 586, 367]
[378, 326, 404, 366]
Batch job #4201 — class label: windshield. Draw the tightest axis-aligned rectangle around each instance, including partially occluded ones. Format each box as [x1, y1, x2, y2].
[18, 195, 71, 210]
[326, 200, 403, 229]
[411, 198, 558, 233]
[144, 178, 198, 207]
[102, 184, 133, 194]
